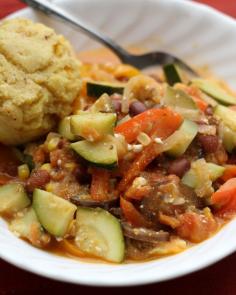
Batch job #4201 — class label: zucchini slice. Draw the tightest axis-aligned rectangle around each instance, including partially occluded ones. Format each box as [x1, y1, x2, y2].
[58, 116, 77, 141]
[75, 207, 125, 263]
[219, 124, 236, 153]
[207, 163, 226, 181]
[71, 139, 118, 168]
[0, 183, 30, 214]
[163, 64, 182, 86]
[70, 112, 117, 142]
[33, 189, 77, 237]
[166, 119, 198, 157]
[192, 79, 236, 105]
[10, 207, 39, 237]
[90, 93, 114, 113]
[163, 86, 200, 120]
[9, 207, 48, 246]
[182, 161, 225, 188]
[214, 105, 236, 132]
[87, 81, 124, 98]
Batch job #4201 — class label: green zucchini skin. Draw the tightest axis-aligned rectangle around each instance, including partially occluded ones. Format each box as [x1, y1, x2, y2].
[192, 79, 236, 105]
[0, 183, 30, 214]
[163, 86, 200, 120]
[33, 189, 77, 237]
[182, 161, 225, 188]
[87, 81, 124, 98]
[163, 64, 182, 86]
[70, 112, 117, 141]
[58, 116, 77, 141]
[71, 139, 118, 169]
[214, 105, 236, 132]
[9, 207, 48, 245]
[75, 207, 125, 263]
[166, 119, 198, 157]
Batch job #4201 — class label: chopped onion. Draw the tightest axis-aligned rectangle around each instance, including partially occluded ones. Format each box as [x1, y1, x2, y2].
[198, 124, 216, 135]
[137, 132, 151, 146]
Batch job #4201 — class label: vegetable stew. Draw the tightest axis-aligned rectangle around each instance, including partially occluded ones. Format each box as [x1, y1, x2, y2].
[2, 51, 236, 263]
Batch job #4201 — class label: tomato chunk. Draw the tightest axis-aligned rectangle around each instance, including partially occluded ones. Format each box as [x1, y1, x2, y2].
[177, 211, 218, 243]
[211, 178, 236, 214]
[221, 165, 236, 182]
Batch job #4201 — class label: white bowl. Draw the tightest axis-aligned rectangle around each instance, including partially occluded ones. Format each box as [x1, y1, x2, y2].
[1, 0, 236, 286]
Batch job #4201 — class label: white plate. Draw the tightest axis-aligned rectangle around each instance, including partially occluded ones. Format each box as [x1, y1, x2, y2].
[1, 0, 236, 287]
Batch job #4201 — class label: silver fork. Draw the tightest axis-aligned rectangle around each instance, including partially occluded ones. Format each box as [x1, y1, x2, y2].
[21, 0, 197, 75]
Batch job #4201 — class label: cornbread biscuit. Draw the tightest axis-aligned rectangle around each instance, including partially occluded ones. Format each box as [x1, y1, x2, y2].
[0, 18, 81, 145]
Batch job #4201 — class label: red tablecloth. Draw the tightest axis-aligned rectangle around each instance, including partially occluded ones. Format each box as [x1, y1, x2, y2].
[1, 1, 236, 294]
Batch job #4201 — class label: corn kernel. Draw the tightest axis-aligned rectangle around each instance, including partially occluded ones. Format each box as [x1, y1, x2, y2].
[18, 164, 30, 180]
[64, 162, 76, 171]
[47, 137, 60, 152]
[45, 182, 54, 192]
[114, 64, 140, 79]
[40, 163, 51, 172]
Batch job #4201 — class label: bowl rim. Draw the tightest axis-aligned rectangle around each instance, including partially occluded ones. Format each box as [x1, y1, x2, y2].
[1, 0, 236, 287]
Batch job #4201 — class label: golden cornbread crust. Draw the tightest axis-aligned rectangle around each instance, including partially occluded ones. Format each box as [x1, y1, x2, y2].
[0, 18, 81, 145]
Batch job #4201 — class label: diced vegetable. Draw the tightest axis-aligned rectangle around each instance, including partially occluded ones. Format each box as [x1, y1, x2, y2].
[115, 108, 183, 143]
[0, 183, 30, 215]
[75, 207, 125, 263]
[9, 207, 49, 247]
[90, 168, 110, 201]
[166, 119, 198, 157]
[177, 210, 218, 243]
[191, 96, 209, 112]
[214, 105, 236, 132]
[87, 81, 124, 98]
[164, 86, 197, 109]
[192, 79, 236, 105]
[211, 178, 236, 214]
[70, 112, 117, 141]
[90, 93, 114, 113]
[207, 163, 226, 181]
[33, 189, 77, 237]
[163, 64, 183, 86]
[118, 110, 183, 191]
[123, 75, 161, 104]
[116, 114, 131, 126]
[71, 138, 118, 168]
[122, 221, 170, 242]
[219, 124, 236, 153]
[10, 208, 39, 238]
[17, 164, 30, 180]
[182, 161, 225, 189]
[58, 116, 77, 141]
[163, 86, 200, 120]
[120, 197, 150, 228]
[221, 165, 236, 182]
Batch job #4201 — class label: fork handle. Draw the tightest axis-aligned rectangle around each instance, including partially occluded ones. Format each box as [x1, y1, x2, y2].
[21, 0, 129, 61]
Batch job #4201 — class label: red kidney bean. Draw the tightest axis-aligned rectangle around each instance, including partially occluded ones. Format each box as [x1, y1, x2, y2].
[112, 99, 122, 113]
[198, 134, 219, 153]
[168, 158, 191, 178]
[205, 106, 213, 116]
[110, 93, 122, 100]
[26, 169, 50, 192]
[129, 101, 147, 116]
